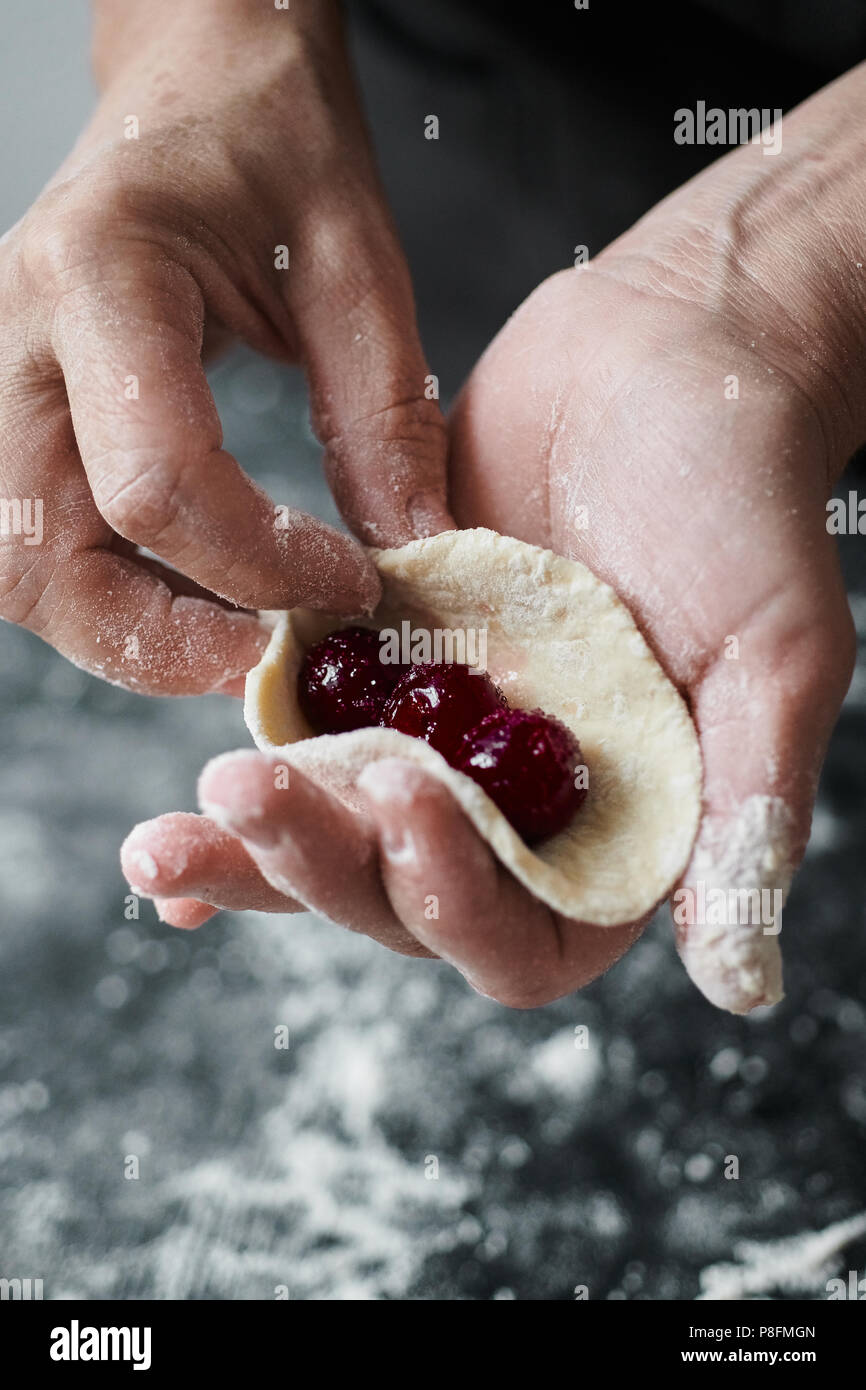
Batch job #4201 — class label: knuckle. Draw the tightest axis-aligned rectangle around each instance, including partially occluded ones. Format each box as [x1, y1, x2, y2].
[17, 177, 180, 304]
[318, 393, 446, 459]
[20, 201, 117, 292]
[93, 453, 188, 547]
[296, 205, 406, 297]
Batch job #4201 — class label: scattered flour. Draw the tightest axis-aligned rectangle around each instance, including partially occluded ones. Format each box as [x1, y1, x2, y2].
[697, 1211, 866, 1300]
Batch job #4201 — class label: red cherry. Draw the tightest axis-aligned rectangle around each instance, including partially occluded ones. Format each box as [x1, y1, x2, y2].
[381, 661, 506, 762]
[298, 626, 407, 734]
[453, 707, 586, 844]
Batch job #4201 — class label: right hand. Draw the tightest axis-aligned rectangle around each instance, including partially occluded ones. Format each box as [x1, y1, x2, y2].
[0, 0, 450, 695]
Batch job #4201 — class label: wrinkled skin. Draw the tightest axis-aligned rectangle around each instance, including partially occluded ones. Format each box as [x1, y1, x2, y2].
[0, 2, 450, 695]
[123, 235, 857, 1011]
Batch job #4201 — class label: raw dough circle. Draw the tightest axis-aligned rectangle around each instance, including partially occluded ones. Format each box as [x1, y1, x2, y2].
[244, 528, 702, 925]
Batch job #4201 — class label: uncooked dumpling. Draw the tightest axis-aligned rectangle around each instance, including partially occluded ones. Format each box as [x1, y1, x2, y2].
[244, 528, 702, 925]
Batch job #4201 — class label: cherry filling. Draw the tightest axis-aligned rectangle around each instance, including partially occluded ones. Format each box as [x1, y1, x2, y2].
[296, 625, 587, 843]
[297, 626, 407, 734]
[381, 661, 506, 761]
[453, 708, 586, 845]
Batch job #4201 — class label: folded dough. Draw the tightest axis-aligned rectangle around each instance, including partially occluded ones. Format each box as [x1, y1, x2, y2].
[244, 528, 702, 926]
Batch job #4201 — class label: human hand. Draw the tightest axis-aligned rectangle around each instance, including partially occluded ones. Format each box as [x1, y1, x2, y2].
[122, 78, 865, 1011]
[0, 0, 449, 694]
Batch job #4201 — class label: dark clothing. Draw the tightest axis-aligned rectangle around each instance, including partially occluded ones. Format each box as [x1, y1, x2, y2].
[347, 0, 866, 391]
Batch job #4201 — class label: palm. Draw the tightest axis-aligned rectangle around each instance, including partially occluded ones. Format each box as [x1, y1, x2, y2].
[451, 264, 840, 687]
[447, 262, 854, 1007]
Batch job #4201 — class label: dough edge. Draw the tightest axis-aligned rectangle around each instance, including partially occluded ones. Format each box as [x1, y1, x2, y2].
[244, 528, 702, 926]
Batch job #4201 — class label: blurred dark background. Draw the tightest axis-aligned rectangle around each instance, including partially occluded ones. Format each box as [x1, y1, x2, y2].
[0, 0, 864, 1299]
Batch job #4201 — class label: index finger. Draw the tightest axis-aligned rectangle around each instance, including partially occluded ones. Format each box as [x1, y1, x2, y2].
[51, 255, 380, 616]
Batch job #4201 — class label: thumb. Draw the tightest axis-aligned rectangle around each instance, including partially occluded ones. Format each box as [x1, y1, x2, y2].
[672, 576, 855, 1015]
[287, 194, 454, 547]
